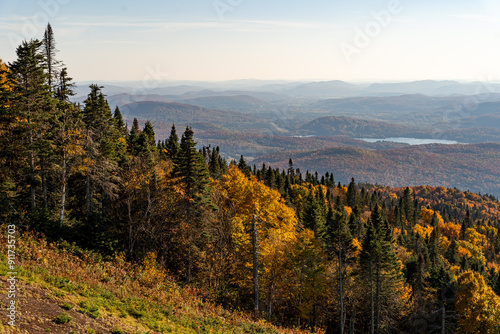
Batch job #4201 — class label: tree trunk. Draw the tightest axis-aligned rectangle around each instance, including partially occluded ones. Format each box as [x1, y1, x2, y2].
[29, 132, 36, 210]
[267, 280, 275, 319]
[42, 158, 48, 210]
[298, 259, 305, 328]
[441, 306, 445, 334]
[350, 303, 356, 334]
[370, 264, 375, 334]
[127, 197, 135, 257]
[252, 214, 260, 315]
[375, 267, 381, 334]
[86, 173, 92, 217]
[187, 203, 192, 283]
[339, 228, 344, 334]
[59, 151, 67, 228]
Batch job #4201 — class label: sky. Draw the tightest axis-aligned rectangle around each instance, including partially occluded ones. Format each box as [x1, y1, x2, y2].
[1, 0, 500, 83]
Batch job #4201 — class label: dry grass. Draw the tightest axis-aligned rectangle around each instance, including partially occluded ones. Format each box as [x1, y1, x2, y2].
[0, 225, 312, 333]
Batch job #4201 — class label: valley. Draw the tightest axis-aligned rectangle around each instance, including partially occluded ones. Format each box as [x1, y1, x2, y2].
[79, 80, 500, 196]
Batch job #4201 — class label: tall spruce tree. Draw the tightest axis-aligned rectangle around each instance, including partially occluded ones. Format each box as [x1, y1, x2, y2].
[166, 124, 180, 160]
[53, 67, 84, 227]
[113, 106, 127, 137]
[42, 23, 60, 91]
[173, 126, 212, 282]
[359, 205, 405, 334]
[238, 155, 251, 177]
[8, 39, 53, 216]
[174, 127, 210, 202]
[347, 177, 359, 209]
[325, 208, 353, 334]
[81, 84, 121, 221]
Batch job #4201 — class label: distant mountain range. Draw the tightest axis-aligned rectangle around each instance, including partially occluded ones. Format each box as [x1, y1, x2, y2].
[75, 79, 500, 101]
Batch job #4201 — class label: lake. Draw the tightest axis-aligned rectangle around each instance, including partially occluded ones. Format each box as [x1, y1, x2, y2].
[357, 137, 462, 145]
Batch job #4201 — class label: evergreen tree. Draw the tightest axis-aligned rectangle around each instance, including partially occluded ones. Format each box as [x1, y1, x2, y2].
[166, 124, 180, 160]
[288, 158, 295, 179]
[136, 120, 156, 160]
[401, 187, 414, 228]
[42, 23, 61, 90]
[128, 118, 141, 154]
[302, 190, 325, 235]
[174, 127, 210, 200]
[359, 205, 406, 334]
[7, 39, 53, 215]
[81, 84, 121, 223]
[53, 67, 84, 227]
[208, 148, 223, 179]
[173, 126, 212, 282]
[347, 177, 359, 209]
[325, 208, 353, 334]
[113, 106, 127, 137]
[238, 155, 251, 177]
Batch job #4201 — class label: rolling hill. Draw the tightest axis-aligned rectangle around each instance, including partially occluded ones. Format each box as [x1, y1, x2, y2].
[178, 95, 269, 113]
[120, 101, 277, 133]
[296, 116, 424, 138]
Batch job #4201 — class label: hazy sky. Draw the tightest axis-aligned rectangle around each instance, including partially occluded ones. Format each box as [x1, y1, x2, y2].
[1, 0, 500, 83]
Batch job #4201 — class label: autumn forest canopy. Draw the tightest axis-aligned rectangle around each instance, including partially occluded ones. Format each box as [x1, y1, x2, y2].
[2, 25, 500, 334]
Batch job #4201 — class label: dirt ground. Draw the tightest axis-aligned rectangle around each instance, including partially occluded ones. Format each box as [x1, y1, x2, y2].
[0, 276, 129, 334]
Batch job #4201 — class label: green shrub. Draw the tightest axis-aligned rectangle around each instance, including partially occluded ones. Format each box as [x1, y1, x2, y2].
[61, 302, 74, 310]
[54, 312, 72, 324]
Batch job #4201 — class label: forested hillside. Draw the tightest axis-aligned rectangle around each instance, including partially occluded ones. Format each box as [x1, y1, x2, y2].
[2, 26, 500, 334]
[255, 143, 500, 197]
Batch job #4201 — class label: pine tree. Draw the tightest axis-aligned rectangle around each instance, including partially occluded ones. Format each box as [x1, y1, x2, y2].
[166, 124, 180, 160]
[53, 67, 84, 227]
[81, 84, 120, 220]
[347, 177, 359, 209]
[238, 155, 251, 177]
[401, 187, 414, 229]
[303, 189, 325, 235]
[173, 127, 212, 281]
[208, 148, 222, 179]
[136, 120, 156, 160]
[359, 205, 406, 334]
[325, 208, 353, 334]
[288, 158, 295, 179]
[128, 118, 141, 154]
[42, 23, 61, 91]
[8, 39, 53, 215]
[113, 106, 127, 137]
[174, 127, 210, 199]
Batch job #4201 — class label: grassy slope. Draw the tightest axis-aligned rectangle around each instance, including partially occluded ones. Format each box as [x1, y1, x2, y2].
[0, 227, 310, 334]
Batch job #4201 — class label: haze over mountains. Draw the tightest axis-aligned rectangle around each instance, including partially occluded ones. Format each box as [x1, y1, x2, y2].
[74, 79, 500, 196]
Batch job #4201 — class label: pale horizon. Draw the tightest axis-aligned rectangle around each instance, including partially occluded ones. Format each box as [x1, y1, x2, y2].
[2, 0, 500, 83]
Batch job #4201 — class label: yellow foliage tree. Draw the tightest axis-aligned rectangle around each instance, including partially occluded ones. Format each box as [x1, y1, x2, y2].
[455, 270, 500, 333]
[456, 240, 487, 266]
[413, 223, 433, 239]
[0, 59, 9, 90]
[214, 166, 298, 308]
[420, 208, 444, 225]
[344, 206, 352, 217]
[465, 228, 488, 251]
